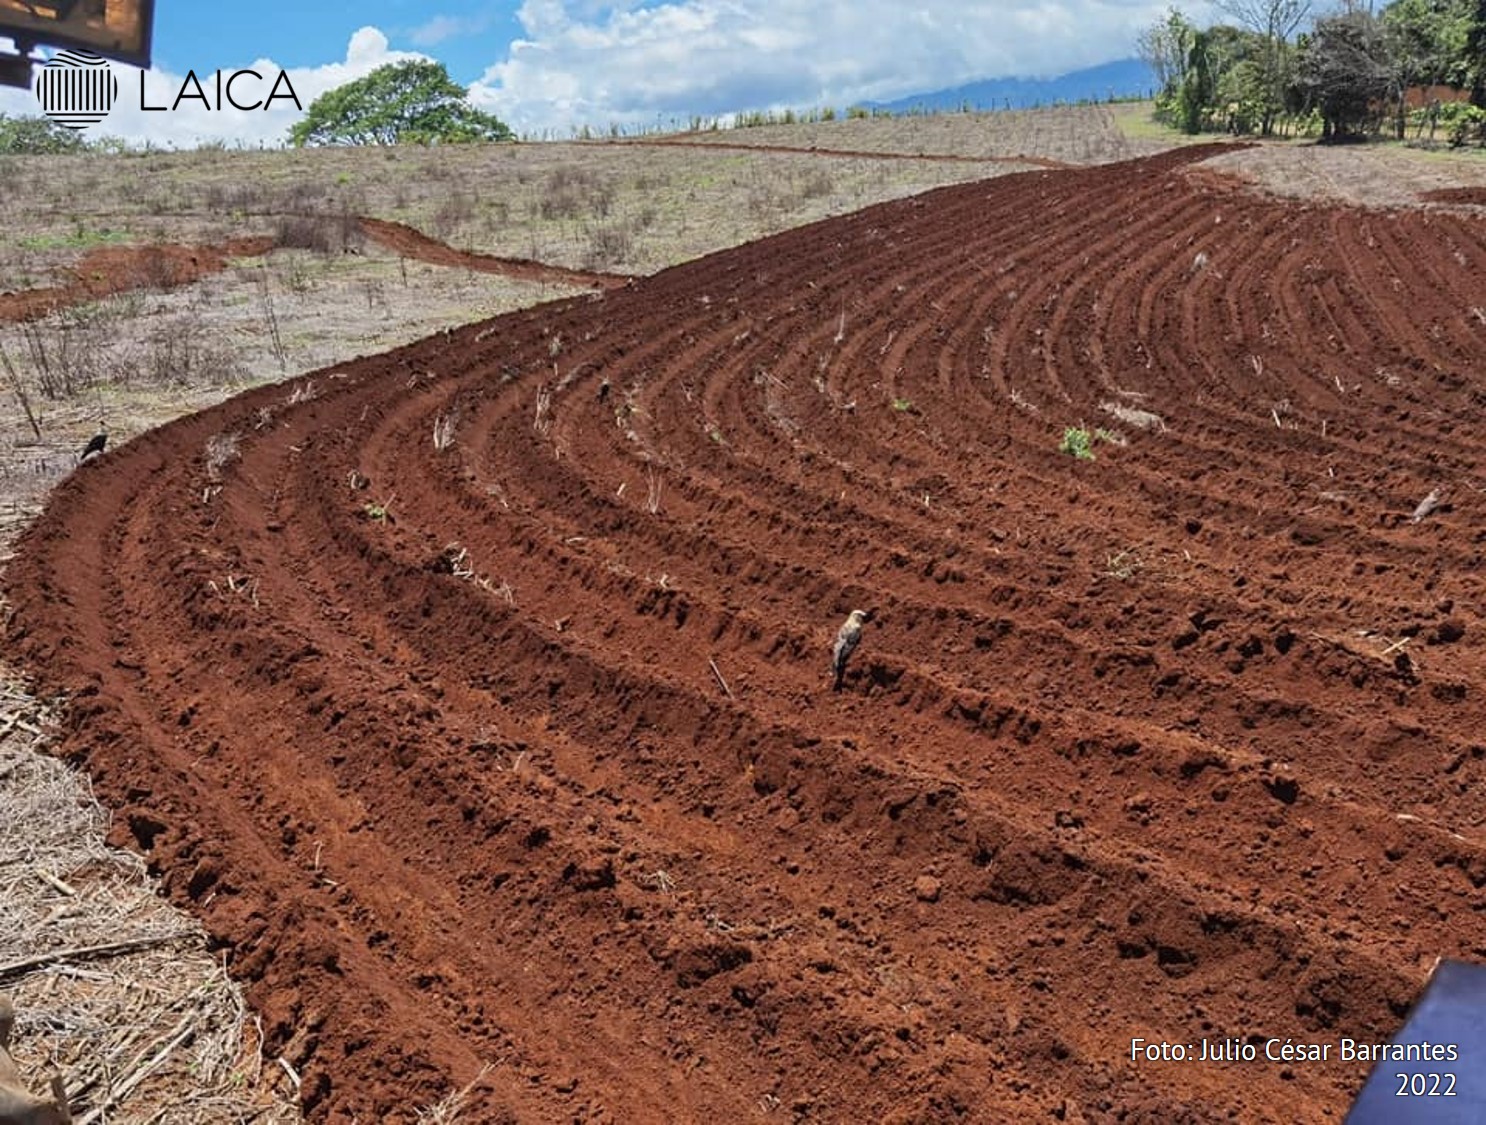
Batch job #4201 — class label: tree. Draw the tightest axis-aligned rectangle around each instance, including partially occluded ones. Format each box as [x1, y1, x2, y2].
[288, 60, 513, 147]
[1178, 29, 1219, 133]
[1219, 0, 1312, 41]
[1218, 0, 1312, 132]
[1295, 9, 1396, 140]
[1145, 9, 1216, 132]
[1200, 24, 1279, 132]
[0, 113, 89, 154]
[1383, 0, 1473, 88]
[1138, 7, 1195, 96]
[1469, 0, 1486, 106]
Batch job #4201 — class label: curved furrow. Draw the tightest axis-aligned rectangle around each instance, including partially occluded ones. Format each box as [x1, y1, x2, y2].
[245, 442, 1427, 1121]
[889, 171, 1186, 412]
[301, 385, 1472, 840]
[350, 258, 1486, 838]
[660, 185, 1051, 488]
[261, 364, 1486, 1016]
[8, 144, 1486, 1123]
[234, 469, 1450, 1111]
[261, 321, 1480, 1075]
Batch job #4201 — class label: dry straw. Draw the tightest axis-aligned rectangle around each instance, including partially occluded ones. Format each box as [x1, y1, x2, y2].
[0, 670, 301, 1124]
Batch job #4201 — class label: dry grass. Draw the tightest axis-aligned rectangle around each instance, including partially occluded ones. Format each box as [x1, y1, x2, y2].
[667, 104, 1141, 163]
[0, 673, 300, 1124]
[203, 432, 242, 481]
[0, 105, 1151, 285]
[414, 1064, 495, 1124]
[0, 256, 583, 560]
[432, 410, 458, 452]
[1101, 399, 1167, 432]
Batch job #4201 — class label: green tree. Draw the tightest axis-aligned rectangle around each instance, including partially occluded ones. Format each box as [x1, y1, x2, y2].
[1144, 10, 1278, 133]
[0, 113, 88, 154]
[1146, 9, 1217, 132]
[288, 60, 513, 147]
[1138, 7, 1196, 96]
[1469, 0, 1486, 106]
[1383, 0, 1473, 87]
[1207, 24, 1276, 132]
[1217, 0, 1311, 133]
[1178, 29, 1219, 132]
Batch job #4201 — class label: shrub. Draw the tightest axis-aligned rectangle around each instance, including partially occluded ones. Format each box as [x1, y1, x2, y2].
[1437, 103, 1486, 148]
[1059, 426, 1095, 459]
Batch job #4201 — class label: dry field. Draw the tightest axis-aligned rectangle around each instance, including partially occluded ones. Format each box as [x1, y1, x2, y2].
[3, 105, 1486, 1122]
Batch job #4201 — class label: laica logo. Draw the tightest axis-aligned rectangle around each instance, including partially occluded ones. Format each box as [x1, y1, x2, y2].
[141, 67, 302, 114]
[33, 51, 303, 129]
[35, 49, 118, 130]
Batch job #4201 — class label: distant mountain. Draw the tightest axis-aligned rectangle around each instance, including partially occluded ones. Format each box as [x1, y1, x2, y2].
[868, 58, 1157, 114]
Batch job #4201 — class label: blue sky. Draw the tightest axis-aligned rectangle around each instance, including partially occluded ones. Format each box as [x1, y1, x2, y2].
[1, 1, 1212, 145]
[152, 3, 522, 86]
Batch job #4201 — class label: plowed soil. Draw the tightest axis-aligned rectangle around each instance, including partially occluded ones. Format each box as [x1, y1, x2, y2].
[356, 218, 631, 289]
[6, 144, 1486, 1123]
[1421, 186, 1486, 206]
[0, 237, 275, 322]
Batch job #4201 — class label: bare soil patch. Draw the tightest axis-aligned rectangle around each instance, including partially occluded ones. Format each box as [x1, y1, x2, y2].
[5, 141, 1486, 1122]
[357, 218, 630, 288]
[0, 237, 274, 323]
[1199, 140, 1486, 207]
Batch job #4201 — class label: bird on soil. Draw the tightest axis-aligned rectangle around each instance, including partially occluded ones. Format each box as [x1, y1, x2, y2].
[831, 608, 871, 692]
[79, 426, 108, 463]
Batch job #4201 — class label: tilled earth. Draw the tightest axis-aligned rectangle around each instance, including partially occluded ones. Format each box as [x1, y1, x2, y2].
[5, 144, 1486, 1122]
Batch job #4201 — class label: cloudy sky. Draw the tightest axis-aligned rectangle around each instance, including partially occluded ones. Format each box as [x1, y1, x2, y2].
[0, 1, 1213, 146]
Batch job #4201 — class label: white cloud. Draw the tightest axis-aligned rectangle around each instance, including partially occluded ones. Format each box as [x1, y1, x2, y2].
[1, 3, 1227, 146]
[468, 0, 1221, 134]
[410, 14, 495, 48]
[0, 27, 423, 149]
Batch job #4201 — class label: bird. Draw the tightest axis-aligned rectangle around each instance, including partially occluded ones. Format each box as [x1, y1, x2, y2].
[79, 426, 108, 462]
[1410, 488, 1443, 523]
[831, 609, 871, 692]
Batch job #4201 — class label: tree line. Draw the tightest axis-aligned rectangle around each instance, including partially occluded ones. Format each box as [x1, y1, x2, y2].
[1140, 0, 1486, 143]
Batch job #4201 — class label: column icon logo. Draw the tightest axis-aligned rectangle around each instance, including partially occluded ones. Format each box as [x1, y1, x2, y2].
[35, 50, 118, 130]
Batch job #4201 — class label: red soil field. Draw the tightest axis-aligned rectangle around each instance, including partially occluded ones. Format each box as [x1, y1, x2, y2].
[6, 144, 1486, 1122]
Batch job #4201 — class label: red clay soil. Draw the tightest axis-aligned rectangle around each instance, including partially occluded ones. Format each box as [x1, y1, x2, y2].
[357, 218, 632, 288]
[0, 237, 275, 323]
[1420, 186, 1486, 206]
[6, 145, 1486, 1123]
